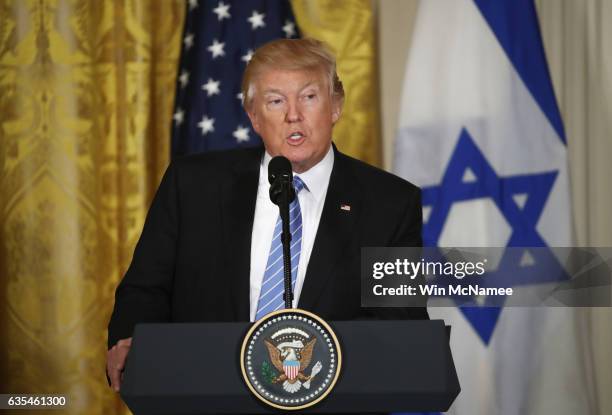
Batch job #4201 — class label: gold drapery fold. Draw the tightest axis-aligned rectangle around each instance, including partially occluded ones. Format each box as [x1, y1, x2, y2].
[291, 0, 382, 167]
[0, 1, 184, 413]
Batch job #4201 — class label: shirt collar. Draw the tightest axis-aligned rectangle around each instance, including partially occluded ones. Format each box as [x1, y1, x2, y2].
[260, 144, 334, 203]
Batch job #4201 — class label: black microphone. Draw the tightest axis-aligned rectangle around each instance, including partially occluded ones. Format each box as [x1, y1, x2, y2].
[268, 156, 295, 205]
[267, 156, 295, 309]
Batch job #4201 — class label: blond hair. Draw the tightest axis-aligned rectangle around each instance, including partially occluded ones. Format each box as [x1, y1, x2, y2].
[241, 38, 344, 110]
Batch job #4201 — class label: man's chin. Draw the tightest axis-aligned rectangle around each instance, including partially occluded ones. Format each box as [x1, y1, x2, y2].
[282, 146, 329, 174]
[282, 153, 311, 174]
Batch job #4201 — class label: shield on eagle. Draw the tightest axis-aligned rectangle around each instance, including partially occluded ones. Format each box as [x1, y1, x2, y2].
[283, 360, 300, 380]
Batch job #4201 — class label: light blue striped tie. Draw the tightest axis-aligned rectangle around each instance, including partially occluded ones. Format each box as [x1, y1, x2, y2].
[255, 176, 305, 320]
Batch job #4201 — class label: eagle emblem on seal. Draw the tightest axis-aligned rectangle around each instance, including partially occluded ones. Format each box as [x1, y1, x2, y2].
[262, 327, 323, 393]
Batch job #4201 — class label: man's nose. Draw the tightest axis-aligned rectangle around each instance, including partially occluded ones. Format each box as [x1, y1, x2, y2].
[285, 101, 303, 123]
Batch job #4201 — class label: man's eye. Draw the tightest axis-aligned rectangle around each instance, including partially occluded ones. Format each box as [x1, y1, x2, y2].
[304, 94, 316, 100]
[268, 99, 283, 105]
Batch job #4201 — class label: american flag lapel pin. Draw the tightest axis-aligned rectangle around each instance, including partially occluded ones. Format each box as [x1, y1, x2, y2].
[340, 204, 351, 212]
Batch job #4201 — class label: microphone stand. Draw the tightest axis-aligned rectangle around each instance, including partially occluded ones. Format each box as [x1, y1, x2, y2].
[268, 156, 298, 311]
[278, 180, 294, 309]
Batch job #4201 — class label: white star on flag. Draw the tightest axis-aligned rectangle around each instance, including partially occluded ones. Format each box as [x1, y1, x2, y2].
[233, 125, 250, 142]
[207, 39, 225, 59]
[178, 70, 189, 88]
[197, 115, 215, 135]
[241, 49, 254, 63]
[282, 21, 296, 38]
[236, 92, 244, 101]
[202, 78, 221, 97]
[213, 1, 231, 21]
[183, 33, 194, 50]
[173, 108, 185, 126]
[248, 10, 266, 30]
[188, 0, 198, 11]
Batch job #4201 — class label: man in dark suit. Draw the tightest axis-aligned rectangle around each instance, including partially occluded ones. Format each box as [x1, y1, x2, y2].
[107, 38, 427, 391]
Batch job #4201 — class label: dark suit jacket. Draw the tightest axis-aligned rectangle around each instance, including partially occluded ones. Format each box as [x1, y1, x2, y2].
[108, 145, 428, 347]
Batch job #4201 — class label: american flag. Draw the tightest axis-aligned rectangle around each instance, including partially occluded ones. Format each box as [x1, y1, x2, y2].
[171, 0, 298, 157]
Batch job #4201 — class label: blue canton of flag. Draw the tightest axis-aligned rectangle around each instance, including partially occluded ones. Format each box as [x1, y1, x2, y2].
[171, 0, 298, 156]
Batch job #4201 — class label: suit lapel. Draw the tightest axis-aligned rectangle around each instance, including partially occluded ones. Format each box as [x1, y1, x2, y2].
[298, 148, 362, 310]
[222, 148, 262, 321]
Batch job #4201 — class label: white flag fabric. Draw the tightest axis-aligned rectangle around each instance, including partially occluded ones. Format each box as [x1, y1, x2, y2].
[393, 0, 591, 414]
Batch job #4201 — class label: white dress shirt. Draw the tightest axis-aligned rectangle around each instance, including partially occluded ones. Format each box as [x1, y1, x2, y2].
[249, 146, 334, 321]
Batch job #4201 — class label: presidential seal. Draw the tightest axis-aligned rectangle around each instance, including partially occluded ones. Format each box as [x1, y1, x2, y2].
[240, 309, 342, 411]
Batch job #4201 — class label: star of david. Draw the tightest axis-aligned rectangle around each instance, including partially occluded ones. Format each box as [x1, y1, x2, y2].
[421, 128, 563, 344]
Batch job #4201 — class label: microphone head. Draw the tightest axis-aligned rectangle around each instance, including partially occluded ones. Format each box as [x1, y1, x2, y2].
[268, 156, 295, 206]
[268, 156, 293, 185]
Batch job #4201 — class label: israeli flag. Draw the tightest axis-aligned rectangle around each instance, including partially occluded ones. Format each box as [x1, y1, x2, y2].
[394, 1, 590, 414]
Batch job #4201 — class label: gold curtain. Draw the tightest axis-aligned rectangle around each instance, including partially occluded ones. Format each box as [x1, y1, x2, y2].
[0, 1, 184, 413]
[292, 0, 382, 167]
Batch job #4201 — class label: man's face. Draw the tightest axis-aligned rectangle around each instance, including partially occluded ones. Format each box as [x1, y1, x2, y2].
[246, 68, 341, 173]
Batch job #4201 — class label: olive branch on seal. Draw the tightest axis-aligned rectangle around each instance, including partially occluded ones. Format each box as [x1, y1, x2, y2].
[261, 360, 277, 384]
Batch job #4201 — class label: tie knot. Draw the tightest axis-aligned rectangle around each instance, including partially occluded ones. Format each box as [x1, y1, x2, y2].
[293, 176, 306, 194]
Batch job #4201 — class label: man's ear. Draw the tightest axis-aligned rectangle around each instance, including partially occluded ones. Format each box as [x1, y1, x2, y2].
[246, 107, 260, 134]
[331, 98, 343, 124]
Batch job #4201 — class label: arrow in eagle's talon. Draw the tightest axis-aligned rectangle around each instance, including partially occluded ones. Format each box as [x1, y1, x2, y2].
[303, 361, 323, 389]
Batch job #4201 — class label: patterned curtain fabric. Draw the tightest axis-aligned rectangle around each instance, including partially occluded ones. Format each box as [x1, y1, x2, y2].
[292, 0, 382, 167]
[0, 1, 184, 413]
